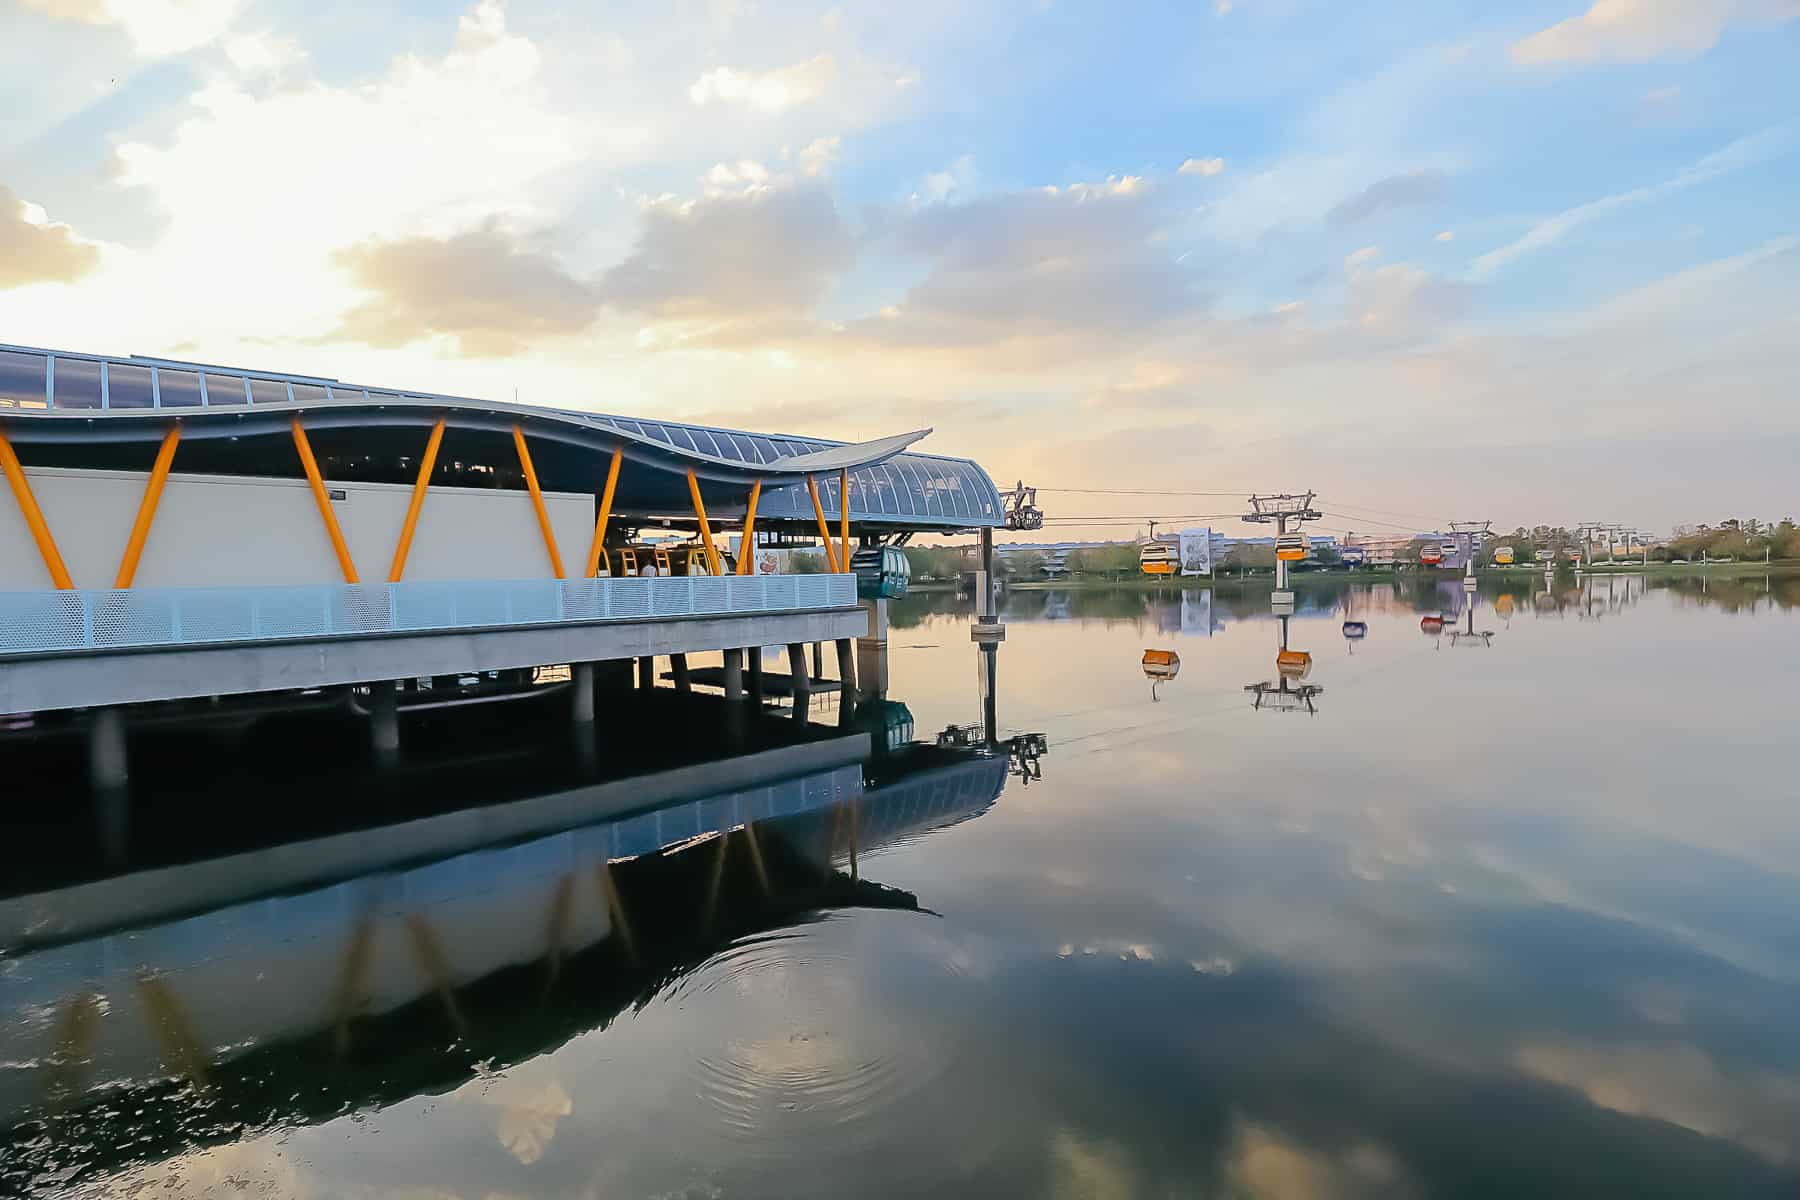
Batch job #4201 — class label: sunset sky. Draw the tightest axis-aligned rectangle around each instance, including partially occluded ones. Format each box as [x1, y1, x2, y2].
[3, 0, 1796, 538]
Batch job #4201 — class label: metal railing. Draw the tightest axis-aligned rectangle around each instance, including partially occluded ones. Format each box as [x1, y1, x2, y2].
[0, 574, 858, 657]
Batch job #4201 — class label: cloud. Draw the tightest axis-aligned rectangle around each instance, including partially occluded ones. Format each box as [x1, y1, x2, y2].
[688, 54, 837, 112]
[598, 182, 854, 337]
[0, 186, 101, 289]
[84, 0, 601, 349]
[851, 177, 1202, 360]
[1345, 245, 1381, 267]
[1326, 170, 1448, 227]
[19, 0, 239, 56]
[330, 220, 599, 355]
[1178, 157, 1227, 177]
[798, 135, 842, 178]
[1511, 0, 1800, 65]
[1435, 230, 1455, 243]
[1348, 262, 1476, 333]
[1472, 127, 1794, 277]
[918, 154, 977, 204]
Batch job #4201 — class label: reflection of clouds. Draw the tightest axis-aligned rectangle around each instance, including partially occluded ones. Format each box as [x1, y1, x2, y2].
[490, 1079, 574, 1166]
[95, 1140, 312, 1198]
[1516, 1040, 1800, 1164]
[1049, 1129, 1139, 1200]
[1224, 1119, 1415, 1200]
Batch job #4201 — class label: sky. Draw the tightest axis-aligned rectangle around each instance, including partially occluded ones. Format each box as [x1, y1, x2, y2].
[2, 0, 1797, 540]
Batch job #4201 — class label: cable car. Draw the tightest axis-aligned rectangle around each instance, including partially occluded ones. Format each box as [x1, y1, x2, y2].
[1142, 648, 1181, 679]
[1339, 546, 1366, 567]
[1493, 544, 1515, 565]
[1420, 614, 1446, 635]
[1419, 544, 1443, 566]
[613, 547, 639, 576]
[1495, 593, 1516, 620]
[1139, 542, 1178, 576]
[851, 545, 912, 599]
[1342, 620, 1368, 640]
[1276, 649, 1312, 679]
[1275, 531, 1309, 562]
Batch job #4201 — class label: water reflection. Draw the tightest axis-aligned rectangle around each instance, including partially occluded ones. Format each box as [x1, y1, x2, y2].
[0, 702, 1023, 1195]
[7, 570, 1800, 1197]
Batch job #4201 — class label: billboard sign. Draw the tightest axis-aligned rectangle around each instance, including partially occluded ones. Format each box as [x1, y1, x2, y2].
[1179, 527, 1213, 576]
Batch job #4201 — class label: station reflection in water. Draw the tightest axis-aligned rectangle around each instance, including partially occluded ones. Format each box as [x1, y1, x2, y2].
[0, 683, 1046, 1195]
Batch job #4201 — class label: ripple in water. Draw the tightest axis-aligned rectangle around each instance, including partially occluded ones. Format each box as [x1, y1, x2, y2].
[666, 918, 967, 1161]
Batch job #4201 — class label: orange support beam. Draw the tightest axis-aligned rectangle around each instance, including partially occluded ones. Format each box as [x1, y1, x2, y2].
[388, 417, 445, 582]
[513, 424, 565, 579]
[291, 417, 359, 583]
[585, 447, 623, 578]
[839, 468, 850, 575]
[806, 474, 841, 573]
[736, 480, 762, 574]
[114, 424, 181, 588]
[686, 468, 723, 577]
[0, 426, 74, 589]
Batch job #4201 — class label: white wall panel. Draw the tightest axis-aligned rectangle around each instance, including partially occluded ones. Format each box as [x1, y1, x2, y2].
[0, 467, 593, 590]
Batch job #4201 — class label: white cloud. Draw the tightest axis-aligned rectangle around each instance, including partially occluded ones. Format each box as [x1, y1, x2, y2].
[1178, 156, 1227, 177]
[220, 31, 305, 76]
[0, 185, 101, 288]
[798, 135, 842, 177]
[1345, 245, 1381, 268]
[688, 54, 836, 113]
[917, 153, 977, 204]
[1215, 0, 1233, 14]
[1435, 230, 1455, 243]
[1472, 127, 1794, 278]
[703, 159, 773, 194]
[20, 0, 239, 56]
[8, 0, 599, 351]
[1512, 0, 1800, 65]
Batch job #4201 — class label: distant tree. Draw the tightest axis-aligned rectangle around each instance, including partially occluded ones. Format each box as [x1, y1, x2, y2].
[1709, 530, 1752, 561]
[1223, 543, 1275, 575]
[1004, 550, 1048, 579]
[1068, 544, 1138, 580]
[790, 549, 828, 574]
[1310, 545, 1342, 568]
[903, 545, 966, 581]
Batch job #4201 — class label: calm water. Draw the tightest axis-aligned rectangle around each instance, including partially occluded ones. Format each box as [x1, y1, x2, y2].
[6, 570, 1800, 1198]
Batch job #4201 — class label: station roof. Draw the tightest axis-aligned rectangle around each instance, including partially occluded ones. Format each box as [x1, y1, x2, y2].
[0, 343, 1003, 531]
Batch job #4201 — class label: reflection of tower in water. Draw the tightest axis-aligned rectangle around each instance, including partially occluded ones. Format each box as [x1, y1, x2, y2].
[1245, 610, 1323, 714]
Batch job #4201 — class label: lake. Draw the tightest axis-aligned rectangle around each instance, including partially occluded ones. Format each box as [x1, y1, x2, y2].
[6, 569, 1800, 1198]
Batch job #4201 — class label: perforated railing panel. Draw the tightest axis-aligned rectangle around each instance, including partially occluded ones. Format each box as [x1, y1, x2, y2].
[0, 574, 859, 657]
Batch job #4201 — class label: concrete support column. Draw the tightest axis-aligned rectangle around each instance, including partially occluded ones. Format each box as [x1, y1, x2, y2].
[88, 706, 129, 792]
[835, 638, 858, 707]
[638, 656, 656, 692]
[89, 707, 130, 864]
[811, 641, 824, 680]
[722, 648, 745, 702]
[857, 598, 889, 702]
[787, 642, 811, 723]
[747, 646, 765, 707]
[979, 527, 997, 622]
[670, 653, 692, 693]
[370, 680, 400, 767]
[980, 644, 999, 747]
[571, 662, 595, 725]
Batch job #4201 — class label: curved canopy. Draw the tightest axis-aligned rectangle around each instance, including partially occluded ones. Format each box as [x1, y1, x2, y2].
[0, 343, 1004, 530]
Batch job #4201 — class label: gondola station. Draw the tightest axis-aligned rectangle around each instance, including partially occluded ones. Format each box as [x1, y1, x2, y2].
[0, 342, 1005, 785]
